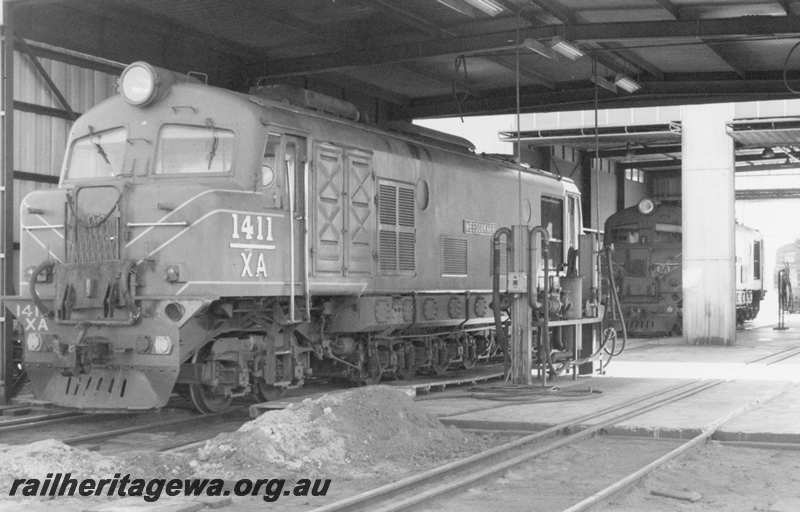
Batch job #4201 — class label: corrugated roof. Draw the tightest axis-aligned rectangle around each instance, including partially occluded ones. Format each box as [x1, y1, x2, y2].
[11, 0, 800, 118]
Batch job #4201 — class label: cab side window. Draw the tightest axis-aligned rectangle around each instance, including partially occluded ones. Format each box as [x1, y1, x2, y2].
[260, 133, 283, 208]
[541, 196, 564, 270]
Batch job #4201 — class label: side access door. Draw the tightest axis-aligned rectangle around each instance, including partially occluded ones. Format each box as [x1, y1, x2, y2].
[312, 142, 374, 277]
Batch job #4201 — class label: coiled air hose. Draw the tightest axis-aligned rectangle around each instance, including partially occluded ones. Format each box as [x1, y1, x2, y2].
[602, 247, 627, 358]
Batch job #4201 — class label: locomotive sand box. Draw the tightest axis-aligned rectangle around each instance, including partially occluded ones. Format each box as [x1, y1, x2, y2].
[6, 61, 583, 412]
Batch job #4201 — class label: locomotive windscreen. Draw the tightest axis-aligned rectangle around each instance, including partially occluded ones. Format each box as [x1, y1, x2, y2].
[65, 127, 127, 180]
[155, 124, 235, 174]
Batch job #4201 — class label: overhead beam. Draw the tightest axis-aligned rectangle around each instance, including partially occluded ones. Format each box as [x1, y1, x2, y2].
[368, 1, 555, 91]
[599, 144, 682, 158]
[521, 0, 658, 79]
[736, 188, 800, 200]
[403, 75, 800, 117]
[401, 63, 479, 97]
[490, 55, 555, 89]
[598, 42, 664, 81]
[367, 0, 446, 37]
[653, 0, 681, 19]
[261, 15, 800, 78]
[61, 0, 261, 61]
[314, 73, 410, 105]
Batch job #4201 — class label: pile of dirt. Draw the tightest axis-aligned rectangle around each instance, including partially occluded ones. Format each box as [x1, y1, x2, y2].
[0, 439, 117, 489]
[193, 385, 479, 479]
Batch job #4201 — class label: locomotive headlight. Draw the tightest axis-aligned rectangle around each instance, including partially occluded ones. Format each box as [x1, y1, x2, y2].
[25, 332, 42, 352]
[637, 198, 656, 215]
[120, 62, 158, 106]
[152, 335, 173, 355]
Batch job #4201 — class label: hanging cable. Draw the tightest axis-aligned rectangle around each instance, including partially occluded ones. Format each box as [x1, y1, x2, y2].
[515, 11, 523, 225]
[782, 40, 800, 94]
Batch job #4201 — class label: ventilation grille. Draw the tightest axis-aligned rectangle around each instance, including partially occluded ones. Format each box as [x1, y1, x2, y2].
[441, 236, 468, 276]
[379, 231, 397, 272]
[398, 188, 415, 227]
[378, 181, 415, 274]
[398, 232, 416, 272]
[378, 184, 396, 225]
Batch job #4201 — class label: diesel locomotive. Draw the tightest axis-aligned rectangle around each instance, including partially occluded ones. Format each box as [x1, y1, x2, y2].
[604, 200, 764, 336]
[6, 62, 583, 412]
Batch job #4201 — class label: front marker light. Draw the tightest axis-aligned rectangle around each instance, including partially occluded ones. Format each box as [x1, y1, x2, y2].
[26, 332, 42, 351]
[152, 335, 173, 355]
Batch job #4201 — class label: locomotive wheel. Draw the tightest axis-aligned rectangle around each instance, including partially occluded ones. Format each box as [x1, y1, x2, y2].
[430, 338, 450, 376]
[188, 345, 233, 414]
[254, 381, 285, 402]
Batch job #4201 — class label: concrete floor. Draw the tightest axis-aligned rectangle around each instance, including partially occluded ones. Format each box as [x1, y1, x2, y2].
[417, 314, 800, 443]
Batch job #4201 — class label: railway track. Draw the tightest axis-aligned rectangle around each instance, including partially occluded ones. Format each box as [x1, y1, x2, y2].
[0, 410, 85, 433]
[60, 408, 248, 448]
[746, 345, 800, 365]
[307, 379, 726, 512]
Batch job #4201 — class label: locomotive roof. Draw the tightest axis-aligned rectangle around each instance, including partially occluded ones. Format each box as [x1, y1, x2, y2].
[239, 84, 573, 185]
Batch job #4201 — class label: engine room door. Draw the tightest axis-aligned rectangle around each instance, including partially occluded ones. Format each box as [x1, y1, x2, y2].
[312, 142, 374, 276]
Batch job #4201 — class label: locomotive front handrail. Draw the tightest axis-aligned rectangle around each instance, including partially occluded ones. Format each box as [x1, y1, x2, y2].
[29, 260, 56, 318]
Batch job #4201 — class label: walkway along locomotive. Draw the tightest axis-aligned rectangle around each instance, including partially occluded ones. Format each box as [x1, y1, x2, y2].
[6, 62, 583, 412]
[604, 200, 764, 337]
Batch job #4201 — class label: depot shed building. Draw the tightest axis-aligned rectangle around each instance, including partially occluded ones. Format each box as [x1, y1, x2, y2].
[1, 0, 800, 399]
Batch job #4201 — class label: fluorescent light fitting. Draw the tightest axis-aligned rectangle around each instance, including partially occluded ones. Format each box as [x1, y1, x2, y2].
[522, 38, 553, 59]
[614, 74, 642, 93]
[436, 0, 474, 17]
[550, 38, 584, 60]
[591, 75, 617, 93]
[463, 0, 505, 16]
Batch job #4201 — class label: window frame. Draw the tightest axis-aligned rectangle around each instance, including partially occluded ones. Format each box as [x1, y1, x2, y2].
[62, 125, 129, 182]
[541, 194, 565, 270]
[152, 123, 237, 178]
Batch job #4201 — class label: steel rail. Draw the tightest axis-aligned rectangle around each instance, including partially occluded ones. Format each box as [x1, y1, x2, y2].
[61, 407, 247, 446]
[309, 379, 723, 512]
[561, 384, 788, 512]
[745, 345, 800, 365]
[765, 346, 800, 365]
[0, 411, 86, 433]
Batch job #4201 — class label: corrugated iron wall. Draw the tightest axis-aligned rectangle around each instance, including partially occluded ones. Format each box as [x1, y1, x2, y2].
[11, 46, 119, 291]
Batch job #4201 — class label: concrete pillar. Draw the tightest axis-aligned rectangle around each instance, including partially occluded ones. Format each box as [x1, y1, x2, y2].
[681, 104, 736, 345]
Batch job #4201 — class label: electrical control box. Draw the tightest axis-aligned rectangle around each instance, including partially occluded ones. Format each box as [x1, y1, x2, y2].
[506, 272, 527, 293]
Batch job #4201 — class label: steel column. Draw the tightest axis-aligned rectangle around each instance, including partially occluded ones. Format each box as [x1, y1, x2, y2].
[0, 0, 13, 403]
